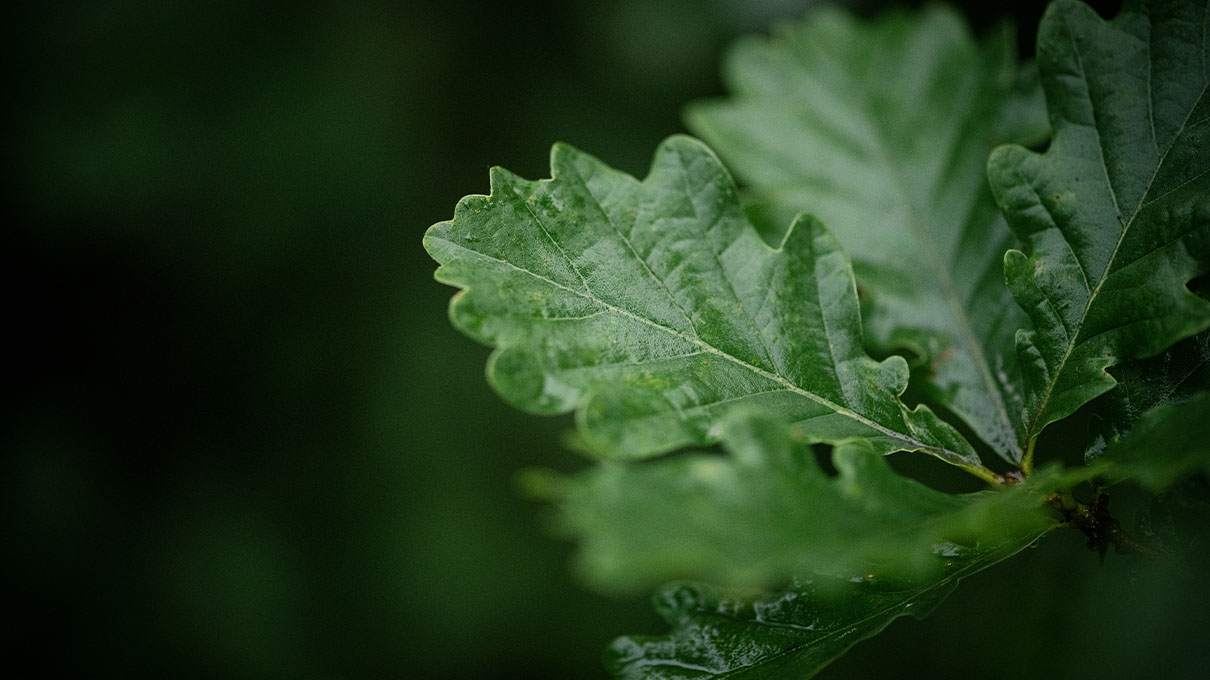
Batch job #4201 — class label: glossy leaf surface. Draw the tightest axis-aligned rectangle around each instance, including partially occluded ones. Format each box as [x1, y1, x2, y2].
[595, 409, 1210, 680]
[531, 414, 1054, 594]
[988, 0, 1210, 457]
[606, 523, 1049, 680]
[687, 6, 1047, 464]
[425, 136, 978, 467]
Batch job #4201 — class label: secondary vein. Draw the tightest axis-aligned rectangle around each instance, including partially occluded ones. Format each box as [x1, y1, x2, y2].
[432, 235, 958, 459]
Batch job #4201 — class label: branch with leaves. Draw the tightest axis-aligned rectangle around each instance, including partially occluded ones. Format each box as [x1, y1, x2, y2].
[424, 0, 1210, 676]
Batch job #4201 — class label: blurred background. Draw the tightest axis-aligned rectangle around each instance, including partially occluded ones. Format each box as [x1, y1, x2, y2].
[9, 0, 1207, 678]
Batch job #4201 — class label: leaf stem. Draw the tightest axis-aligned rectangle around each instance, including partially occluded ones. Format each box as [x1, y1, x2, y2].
[957, 462, 1007, 487]
[1021, 438, 1036, 476]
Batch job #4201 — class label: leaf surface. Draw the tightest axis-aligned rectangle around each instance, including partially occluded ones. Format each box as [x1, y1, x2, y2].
[594, 403, 1210, 680]
[1085, 330, 1210, 460]
[529, 414, 1053, 594]
[687, 6, 1046, 464]
[987, 0, 1210, 459]
[605, 523, 1049, 680]
[1096, 390, 1210, 491]
[425, 136, 978, 468]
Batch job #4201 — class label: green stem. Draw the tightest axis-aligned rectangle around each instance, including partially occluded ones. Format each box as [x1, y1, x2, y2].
[957, 461, 1007, 487]
[1020, 437, 1036, 476]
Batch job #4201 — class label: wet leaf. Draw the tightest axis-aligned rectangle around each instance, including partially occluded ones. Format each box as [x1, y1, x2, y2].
[1096, 391, 1210, 491]
[605, 523, 1048, 680]
[425, 136, 978, 469]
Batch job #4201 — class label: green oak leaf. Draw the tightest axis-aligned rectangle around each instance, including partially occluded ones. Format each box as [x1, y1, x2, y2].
[1096, 391, 1210, 491]
[987, 0, 1210, 465]
[527, 413, 1055, 594]
[605, 524, 1049, 680]
[590, 404, 1209, 680]
[425, 136, 983, 471]
[686, 6, 1047, 465]
[1085, 330, 1209, 460]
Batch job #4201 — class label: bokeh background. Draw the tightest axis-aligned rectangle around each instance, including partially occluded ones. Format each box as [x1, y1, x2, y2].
[9, 0, 1208, 678]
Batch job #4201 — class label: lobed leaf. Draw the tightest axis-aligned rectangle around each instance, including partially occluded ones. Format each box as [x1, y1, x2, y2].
[687, 6, 1047, 464]
[530, 413, 1054, 594]
[425, 136, 980, 469]
[1085, 330, 1209, 460]
[1095, 390, 1210, 491]
[595, 404, 1210, 679]
[605, 523, 1050, 680]
[987, 0, 1210, 461]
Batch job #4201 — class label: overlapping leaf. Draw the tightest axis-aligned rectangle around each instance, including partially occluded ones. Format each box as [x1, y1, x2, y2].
[1095, 391, 1210, 491]
[425, 136, 981, 469]
[605, 523, 1050, 680]
[686, 6, 1047, 464]
[528, 414, 1054, 594]
[423, 2, 1210, 678]
[594, 401, 1210, 680]
[988, 0, 1210, 461]
[1085, 330, 1209, 460]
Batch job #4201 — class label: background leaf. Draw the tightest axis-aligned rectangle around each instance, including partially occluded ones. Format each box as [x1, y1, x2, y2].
[686, 6, 1047, 464]
[426, 136, 982, 470]
[1085, 330, 1209, 460]
[593, 400, 1210, 679]
[529, 413, 1054, 593]
[1095, 391, 1210, 491]
[987, 0, 1210, 462]
[605, 523, 1050, 680]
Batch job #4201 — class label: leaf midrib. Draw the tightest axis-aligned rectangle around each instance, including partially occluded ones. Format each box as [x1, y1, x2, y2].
[1023, 11, 1210, 446]
[640, 524, 1055, 679]
[864, 111, 1021, 461]
[432, 233, 962, 461]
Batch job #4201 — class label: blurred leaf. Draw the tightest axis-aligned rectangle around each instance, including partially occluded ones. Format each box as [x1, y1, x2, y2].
[425, 135, 982, 471]
[1085, 330, 1210, 460]
[604, 521, 1049, 680]
[1096, 391, 1210, 491]
[987, 0, 1210, 462]
[687, 6, 1047, 464]
[591, 400, 1210, 678]
[1135, 476, 1210, 564]
[531, 413, 1056, 593]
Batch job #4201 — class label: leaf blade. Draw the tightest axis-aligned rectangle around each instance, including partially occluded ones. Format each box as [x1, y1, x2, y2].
[426, 136, 979, 467]
[1085, 330, 1210, 460]
[605, 522, 1051, 680]
[587, 401, 1210, 679]
[1097, 390, 1210, 491]
[531, 414, 1053, 595]
[988, 0, 1210, 457]
[686, 6, 1044, 464]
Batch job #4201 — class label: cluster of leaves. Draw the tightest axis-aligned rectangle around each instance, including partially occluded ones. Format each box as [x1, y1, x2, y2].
[425, 0, 1209, 677]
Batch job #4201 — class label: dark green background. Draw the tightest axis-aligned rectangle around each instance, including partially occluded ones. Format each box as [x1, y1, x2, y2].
[10, 0, 1207, 678]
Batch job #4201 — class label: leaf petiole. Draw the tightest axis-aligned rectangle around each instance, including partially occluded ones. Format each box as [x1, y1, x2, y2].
[1021, 438, 1037, 477]
[955, 460, 1008, 487]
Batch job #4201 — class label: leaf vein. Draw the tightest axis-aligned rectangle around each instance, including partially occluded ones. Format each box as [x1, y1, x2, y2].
[672, 145, 780, 374]
[521, 197, 591, 294]
[565, 160, 702, 340]
[430, 235, 954, 457]
[707, 524, 1054, 679]
[1025, 16, 1210, 443]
